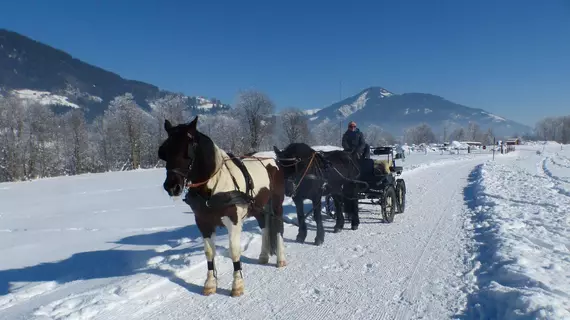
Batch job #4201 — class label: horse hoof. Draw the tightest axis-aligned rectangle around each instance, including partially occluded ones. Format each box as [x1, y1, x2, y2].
[351, 225, 359, 231]
[203, 286, 217, 296]
[333, 227, 342, 233]
[258, 256, 269, 264]
[231, 287, 244, 297]
[314, 239, 323, 246]
[277, 260, 287, 268]
[296, 236, 306, 243]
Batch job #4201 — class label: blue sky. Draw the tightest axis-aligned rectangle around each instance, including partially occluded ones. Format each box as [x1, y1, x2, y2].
[1, 0, 569, 125]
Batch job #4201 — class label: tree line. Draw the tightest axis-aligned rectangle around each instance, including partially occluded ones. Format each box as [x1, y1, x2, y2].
[0, 90, 317, 182]
[534, 116, 570, 144]
[0, 89, 543, 182]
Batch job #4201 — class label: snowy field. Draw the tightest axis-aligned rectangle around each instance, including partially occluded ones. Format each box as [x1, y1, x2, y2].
[0, 144, 568, 319]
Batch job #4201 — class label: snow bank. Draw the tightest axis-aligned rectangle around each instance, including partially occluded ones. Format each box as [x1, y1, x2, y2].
[463, 153, 570, 319]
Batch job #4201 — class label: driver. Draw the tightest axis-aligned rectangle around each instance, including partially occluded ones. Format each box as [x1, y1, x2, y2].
[342, 121, 366, 160]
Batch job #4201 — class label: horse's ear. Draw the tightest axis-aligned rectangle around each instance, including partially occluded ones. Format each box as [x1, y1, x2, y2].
[273, 146, 281, 155]
[164, 119, 173, 132]
[189, 116, 198, 131]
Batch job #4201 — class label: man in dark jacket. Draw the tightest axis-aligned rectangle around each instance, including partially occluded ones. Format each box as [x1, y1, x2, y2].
[342, 121, 366, 159]
[341, 121, 366, 230]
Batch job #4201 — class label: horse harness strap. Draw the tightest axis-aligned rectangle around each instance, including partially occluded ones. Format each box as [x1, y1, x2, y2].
[185, 154, 263, 210]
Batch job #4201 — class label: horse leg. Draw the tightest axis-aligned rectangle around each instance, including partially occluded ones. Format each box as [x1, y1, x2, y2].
[351, 196, 360, 231]
[333, 195, 344, 233]
[294, 196, 307, 243]
[222, 207, 246, 297]
[197, 221, 217, 295]
[255, 214, 270, 265]
[313, 196, 324, 246]
[272, 195, 287, 267]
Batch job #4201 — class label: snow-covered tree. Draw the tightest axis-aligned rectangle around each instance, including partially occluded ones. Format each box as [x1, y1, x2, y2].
[404, 123, 436, 145]
[312, 120, 342, 147]
[104, 93, 144, 170]
[279, 108, 311, 145]
[235, 90, 275, 152]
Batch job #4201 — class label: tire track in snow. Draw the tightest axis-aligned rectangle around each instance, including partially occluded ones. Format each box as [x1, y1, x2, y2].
[540, 157, 570, 198]
[389, 161, 477, 320]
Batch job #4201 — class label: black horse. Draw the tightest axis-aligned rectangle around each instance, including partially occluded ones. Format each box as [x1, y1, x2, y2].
[273, 143, 363, 246]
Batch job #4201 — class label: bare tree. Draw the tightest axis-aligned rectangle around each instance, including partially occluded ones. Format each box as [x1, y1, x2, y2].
[466, 122, 481, 141]
[104, 93, 144, 169]
[442, 120, 452, 143]
[404, 123, 436, 145]
[482, 128, 494, 145]
[199, 113, 247, 154]
[0, 96, 27, 181]
[61, 109, 90, 175]
[235, 90, 275, 152]
[449, 127, 466, 142]
[280, 108, 311, 144]
[312, 120, 341, 147]
[363, 124, 395, 147]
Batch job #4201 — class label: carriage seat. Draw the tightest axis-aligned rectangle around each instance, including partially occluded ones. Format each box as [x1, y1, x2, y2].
[374, 159, 393, 175]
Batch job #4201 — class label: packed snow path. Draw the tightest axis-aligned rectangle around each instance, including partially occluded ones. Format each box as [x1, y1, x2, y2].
[0, 152, 505, 320]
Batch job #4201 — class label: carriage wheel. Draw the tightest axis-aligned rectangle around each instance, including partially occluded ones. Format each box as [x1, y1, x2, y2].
[382, 186, 396, 223]
[396, 180, 406, 214]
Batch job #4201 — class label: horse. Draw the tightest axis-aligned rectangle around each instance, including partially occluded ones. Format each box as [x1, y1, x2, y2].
[158, 116, 286, 297]
[272, 143, 363, 246]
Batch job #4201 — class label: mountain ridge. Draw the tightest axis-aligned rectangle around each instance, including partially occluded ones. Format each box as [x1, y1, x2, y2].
[308, 87, 532, 137]
[0, 29, 230, 120]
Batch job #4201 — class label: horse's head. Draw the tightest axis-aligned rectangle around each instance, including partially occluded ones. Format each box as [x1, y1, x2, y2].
[158, 115, 217, 197]
[273, 143, 319, 196]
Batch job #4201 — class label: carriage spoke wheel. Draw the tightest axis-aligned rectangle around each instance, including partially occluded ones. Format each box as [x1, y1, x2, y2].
[396, 180, 406, 214]
[382, 186, 396, 223]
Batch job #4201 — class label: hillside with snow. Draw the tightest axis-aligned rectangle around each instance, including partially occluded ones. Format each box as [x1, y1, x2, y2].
[309, 87, 531, 137]
[1, 142, 568, 319]
[0, 29, 230, 120]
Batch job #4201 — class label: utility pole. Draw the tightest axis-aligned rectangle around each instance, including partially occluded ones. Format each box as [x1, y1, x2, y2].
[493, 137, 497, 161]
[340, 120, 342, 146]
[339, 80, 343, 145]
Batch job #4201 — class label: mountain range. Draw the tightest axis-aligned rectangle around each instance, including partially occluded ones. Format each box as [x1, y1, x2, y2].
[0, 28, 531, 137]
[0, 29, 230, 120]
[307, 87, 532, 137]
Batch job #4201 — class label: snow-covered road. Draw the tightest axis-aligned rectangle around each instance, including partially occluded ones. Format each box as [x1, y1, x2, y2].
[1, 145, 568, 320]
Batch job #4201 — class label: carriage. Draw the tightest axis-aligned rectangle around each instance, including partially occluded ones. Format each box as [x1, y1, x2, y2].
[324, 146, 406, 223]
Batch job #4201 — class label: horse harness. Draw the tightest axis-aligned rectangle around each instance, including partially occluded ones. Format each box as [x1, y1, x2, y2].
[276, 152, 330, 197]
[178, 148, 274, 215]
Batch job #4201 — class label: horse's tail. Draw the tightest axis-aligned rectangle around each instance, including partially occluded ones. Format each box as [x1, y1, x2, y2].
[265, 198, 281, 255]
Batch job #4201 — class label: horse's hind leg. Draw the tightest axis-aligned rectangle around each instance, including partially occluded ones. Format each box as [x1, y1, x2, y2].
[255, 214, 270, 264]
[312, 196, 324, 246]
[333, 195, 344, 233]
[294, 196, 307, 243]
[272, 195, 286, 267]
[197, 221, 217, 295]
[222, 207, 246, 297]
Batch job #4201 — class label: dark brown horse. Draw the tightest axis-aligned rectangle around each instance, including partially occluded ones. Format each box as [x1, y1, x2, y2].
[158, 116, 286, 297]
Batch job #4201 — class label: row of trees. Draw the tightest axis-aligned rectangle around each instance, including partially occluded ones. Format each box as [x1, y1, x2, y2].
[0, 88, 545, 182]
[403, 121, 495, 145]
[0, 90, 331, 182]
[535, 116, 570, 144]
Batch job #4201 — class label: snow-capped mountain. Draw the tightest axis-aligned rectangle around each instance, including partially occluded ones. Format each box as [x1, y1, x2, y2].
[0, 29, 230, 120]
[309, 87, 531, 137]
